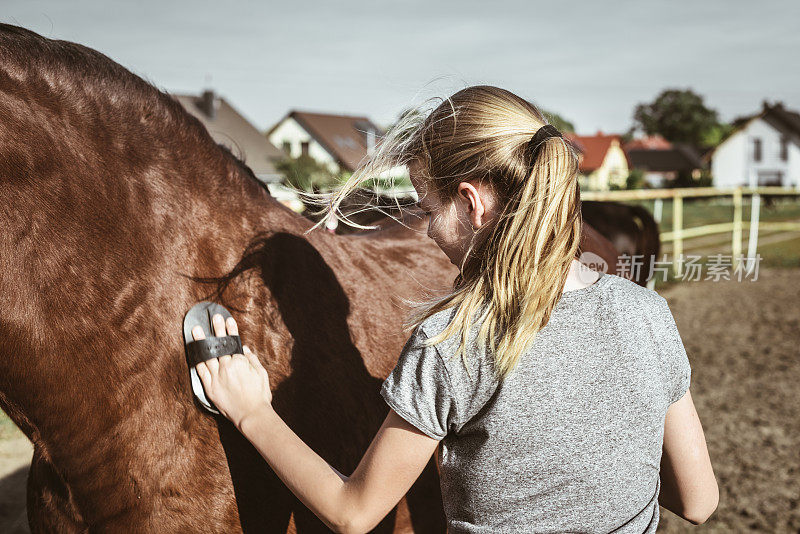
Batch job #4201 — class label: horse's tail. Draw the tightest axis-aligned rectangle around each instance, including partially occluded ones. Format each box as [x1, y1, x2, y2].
[629, 204, 661, 286]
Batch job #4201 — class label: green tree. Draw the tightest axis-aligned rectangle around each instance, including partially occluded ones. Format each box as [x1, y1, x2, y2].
[670, 170, 698, 188]
[541, 109, 576, 133]
[700, 122, 736, 148]
[665, 169, 713, 189]
[625, 168, 648, 190]
[274, 154, 345, 192]
[371, 175, 412, 191]
[696, 169, 713, 187]
[633, 89, 725, 150]
[619, 127, 637, 145]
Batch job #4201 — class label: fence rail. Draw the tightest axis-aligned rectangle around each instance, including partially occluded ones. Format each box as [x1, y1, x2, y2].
[581, 185, 800, 201]
[580, 185, 800, 280]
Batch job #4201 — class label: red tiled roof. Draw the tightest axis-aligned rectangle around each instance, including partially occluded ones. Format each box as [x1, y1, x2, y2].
[564, 131, 624, 172]
[269, 111, 385, 172]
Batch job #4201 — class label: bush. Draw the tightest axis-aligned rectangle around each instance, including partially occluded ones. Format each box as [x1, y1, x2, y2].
[274, 154, 346, 192]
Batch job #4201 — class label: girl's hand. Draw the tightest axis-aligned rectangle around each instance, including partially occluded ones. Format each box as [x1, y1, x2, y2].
[192, 314, 272, 429]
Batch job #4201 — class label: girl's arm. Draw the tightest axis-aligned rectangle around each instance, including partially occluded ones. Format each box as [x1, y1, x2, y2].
[239, 404, 440, 534]
[658, 388, 719, 524]
[192, 314, 441, 534]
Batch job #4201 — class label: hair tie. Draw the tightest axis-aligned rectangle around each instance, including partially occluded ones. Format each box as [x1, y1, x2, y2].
[527, 124, 563, 163]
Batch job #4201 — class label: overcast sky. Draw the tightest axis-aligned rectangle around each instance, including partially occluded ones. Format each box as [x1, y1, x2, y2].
[4, 0, 798, 134]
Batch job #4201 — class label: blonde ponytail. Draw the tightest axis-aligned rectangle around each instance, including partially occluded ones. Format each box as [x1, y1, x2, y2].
[303, 85, 583, 381]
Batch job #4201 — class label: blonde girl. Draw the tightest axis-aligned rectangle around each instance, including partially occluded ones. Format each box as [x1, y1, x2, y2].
[189, 85, 718, 533]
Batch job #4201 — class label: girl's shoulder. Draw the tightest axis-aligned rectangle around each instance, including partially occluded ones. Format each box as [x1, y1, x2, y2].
[416, 304, 500, 384]
[418, 306, 459, 341]
[598, 271, 666, 309]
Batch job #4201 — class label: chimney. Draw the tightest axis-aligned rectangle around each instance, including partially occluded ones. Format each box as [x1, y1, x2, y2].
[199, 89, 217, 119]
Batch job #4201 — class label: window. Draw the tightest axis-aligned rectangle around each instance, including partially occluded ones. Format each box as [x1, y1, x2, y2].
[301, 141, 310, 156]
[333, 135, 358, 149]
[780, 135, 788, 161]
[752, 138, 762, 162]
[282, 141, 291, 155]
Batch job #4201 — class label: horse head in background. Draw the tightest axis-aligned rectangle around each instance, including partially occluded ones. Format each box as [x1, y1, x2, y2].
[581, 201, 660, 286]
[0, 24, 619, 532]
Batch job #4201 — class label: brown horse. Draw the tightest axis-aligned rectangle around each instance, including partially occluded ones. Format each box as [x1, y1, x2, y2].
[0, 24, 618, 533]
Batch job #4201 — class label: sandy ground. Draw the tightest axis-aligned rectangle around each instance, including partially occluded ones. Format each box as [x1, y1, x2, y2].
[1, 267, 798, 532]
[656, 266, 800, 532]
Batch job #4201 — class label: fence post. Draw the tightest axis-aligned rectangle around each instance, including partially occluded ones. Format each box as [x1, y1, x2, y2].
[673, 193, 683, 277]
[746, 190, 761, 274]
[732, 186, 743, 267]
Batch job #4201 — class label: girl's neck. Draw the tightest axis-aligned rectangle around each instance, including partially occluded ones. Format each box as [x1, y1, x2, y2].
[562, 259, 602, 292]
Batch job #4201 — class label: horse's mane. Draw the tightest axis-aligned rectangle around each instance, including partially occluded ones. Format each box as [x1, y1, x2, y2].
[0, 23, 270, 196]
[216, 143, 273, 197]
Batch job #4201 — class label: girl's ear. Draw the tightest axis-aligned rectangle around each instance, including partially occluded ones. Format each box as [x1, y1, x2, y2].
[457, 181, 486, 228]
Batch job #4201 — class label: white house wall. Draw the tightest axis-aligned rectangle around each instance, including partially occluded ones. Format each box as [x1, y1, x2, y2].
[584, 144, 629, 191]
[711, 130, 746, 187]
[789, 142, 800, 187]
[711, 117, 799, 187]
[268, 117, 340, 173]
[603, 145, 629, 188]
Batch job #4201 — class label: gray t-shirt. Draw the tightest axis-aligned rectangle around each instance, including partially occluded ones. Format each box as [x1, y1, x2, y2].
[380, 271, 691, 533]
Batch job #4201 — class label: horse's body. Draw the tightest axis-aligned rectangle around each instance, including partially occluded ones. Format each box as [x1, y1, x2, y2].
[0, 24, 618, 532]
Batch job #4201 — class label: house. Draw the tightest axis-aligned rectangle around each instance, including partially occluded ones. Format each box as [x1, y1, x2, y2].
[705, 101, 800, 188]
[565, 131, 629, 191]
[267, 111, 385, 175]
[173, 89, 284, 183]
[624, 135, 705, 187]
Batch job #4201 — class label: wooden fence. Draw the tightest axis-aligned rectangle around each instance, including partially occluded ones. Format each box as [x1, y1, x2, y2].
[581, 186, 800, 280]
